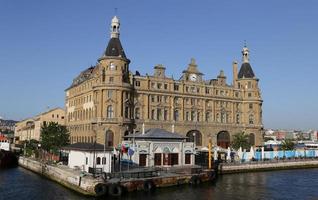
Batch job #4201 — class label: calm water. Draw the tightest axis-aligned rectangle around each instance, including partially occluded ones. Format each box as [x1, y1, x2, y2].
[1, 167, 318, 200]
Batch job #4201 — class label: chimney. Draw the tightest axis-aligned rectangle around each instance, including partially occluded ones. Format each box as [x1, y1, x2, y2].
[232, 61, 238, 86]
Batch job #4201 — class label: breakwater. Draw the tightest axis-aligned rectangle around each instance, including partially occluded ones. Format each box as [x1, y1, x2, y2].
[219, 158, 318, 174]
[18, 157, 106, 196]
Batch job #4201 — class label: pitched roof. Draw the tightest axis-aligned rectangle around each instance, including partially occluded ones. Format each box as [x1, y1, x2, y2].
[123, 128, 187, 140]
[62, 143, 113, 151]
[104, 37, 127, 58]
[238, 62, 255, 78]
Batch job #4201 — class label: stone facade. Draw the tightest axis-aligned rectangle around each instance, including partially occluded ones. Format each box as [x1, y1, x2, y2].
[14, 108, 66, 143]
[65, 16, 263, 149]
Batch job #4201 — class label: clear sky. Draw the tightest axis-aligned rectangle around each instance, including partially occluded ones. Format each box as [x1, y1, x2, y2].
[0, 0, 317, 130]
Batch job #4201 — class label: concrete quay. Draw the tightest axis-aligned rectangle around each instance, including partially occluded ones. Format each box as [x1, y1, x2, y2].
[18, 156, 216, 197]
[219, 159, 318, 174]
[18, 157, 106, 196]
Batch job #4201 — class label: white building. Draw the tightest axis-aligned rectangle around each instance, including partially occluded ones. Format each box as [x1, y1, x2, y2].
[122, 128, 195, 167]
[63, 143, 113, 173]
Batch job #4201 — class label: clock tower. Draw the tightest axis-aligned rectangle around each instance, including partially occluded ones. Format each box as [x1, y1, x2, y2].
[181, 58, 203, 82]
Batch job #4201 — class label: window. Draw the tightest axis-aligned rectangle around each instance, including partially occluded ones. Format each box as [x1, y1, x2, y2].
[249, 103, 253, 109]
[157, 83, 162, 89]
[57, 114, 59, 118]
[216, 90, 219, 95]
[205, 88, 209, 94]
[174, 110, 179, 121]
[157, 96, 161, 102]
[96, 157, 101, 165]
[135, 81, 140, 87]
[197, 112, 200, 122]
[124, 106, 129, 118]
[248, 81, 252, 89]
[107, 90, 113, 98]
[236, 114, 240, 124]
[248, 93, 252, 97]
[151, 95, 155, 102]
[102, 157, 106, 165]
[52, 114, 54, 118]
[86, 157, 88, 165]
[109, 77, 114, 83]
[191, 111, 195, 121]
[107, 105, 114, 118]
[164, 110, 168, 120]
[135, 107, 140, 119]
[249, 115, 254, 124]
[106, 130, 114, 147]
[191, 99, 195, 106]
[174, 84, 179, 91]
[151, 109, 155, 120]
[235, 92, 239, 97]
[102, 68, 105, 82]
[157, 109, 162, 120]
[164, 84, 168, 89]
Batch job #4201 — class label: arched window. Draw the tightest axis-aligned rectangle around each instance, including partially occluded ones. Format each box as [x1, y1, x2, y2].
[96, 157, 101, 165]
[105, 130, 114, 147]
[135, 107, 140, 119]
[186, 130, 202, 146]
[249, 114, 254, 124]
[102, 157, 106, 165]
[107, 105, 114, 118]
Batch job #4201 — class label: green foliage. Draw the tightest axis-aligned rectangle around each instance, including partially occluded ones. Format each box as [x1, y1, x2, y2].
[281, 139, 295, 150]
[22, 139, 39, 157]
[40, 122, 70, 155]
[231, 132, 251, 150]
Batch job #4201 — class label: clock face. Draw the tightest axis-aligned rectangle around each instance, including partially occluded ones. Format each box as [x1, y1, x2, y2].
[110, 62, 116, 70]
[189, 74, 197, 81]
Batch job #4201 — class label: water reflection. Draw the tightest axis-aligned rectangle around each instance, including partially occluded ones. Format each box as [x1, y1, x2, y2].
[1, 167, 318, 200]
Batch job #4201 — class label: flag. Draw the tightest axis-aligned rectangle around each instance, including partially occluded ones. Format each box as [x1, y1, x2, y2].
[128, 147, 134, 156]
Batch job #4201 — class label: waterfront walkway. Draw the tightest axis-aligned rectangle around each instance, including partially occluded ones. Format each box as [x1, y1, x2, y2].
[219, 158, 318, 174]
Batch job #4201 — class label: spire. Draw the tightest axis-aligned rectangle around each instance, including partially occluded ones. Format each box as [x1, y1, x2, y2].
[238, 45, 255, 79]
[110, 16, 120, 38]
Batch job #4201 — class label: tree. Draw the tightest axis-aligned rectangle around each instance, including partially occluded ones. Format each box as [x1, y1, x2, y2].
[281, 139, 295, 151]
[40, 122, 70, 155]
[231, 132, 251, 150]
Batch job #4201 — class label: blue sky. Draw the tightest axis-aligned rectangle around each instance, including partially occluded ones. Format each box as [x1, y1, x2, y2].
[0, 0, 317, 130]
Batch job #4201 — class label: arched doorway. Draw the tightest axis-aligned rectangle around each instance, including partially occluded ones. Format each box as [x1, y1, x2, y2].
[217, 131, 230, 148]
[105, 130, 114, 147]
[186, 130, 202, 146]
[249, 133, 255, 146]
